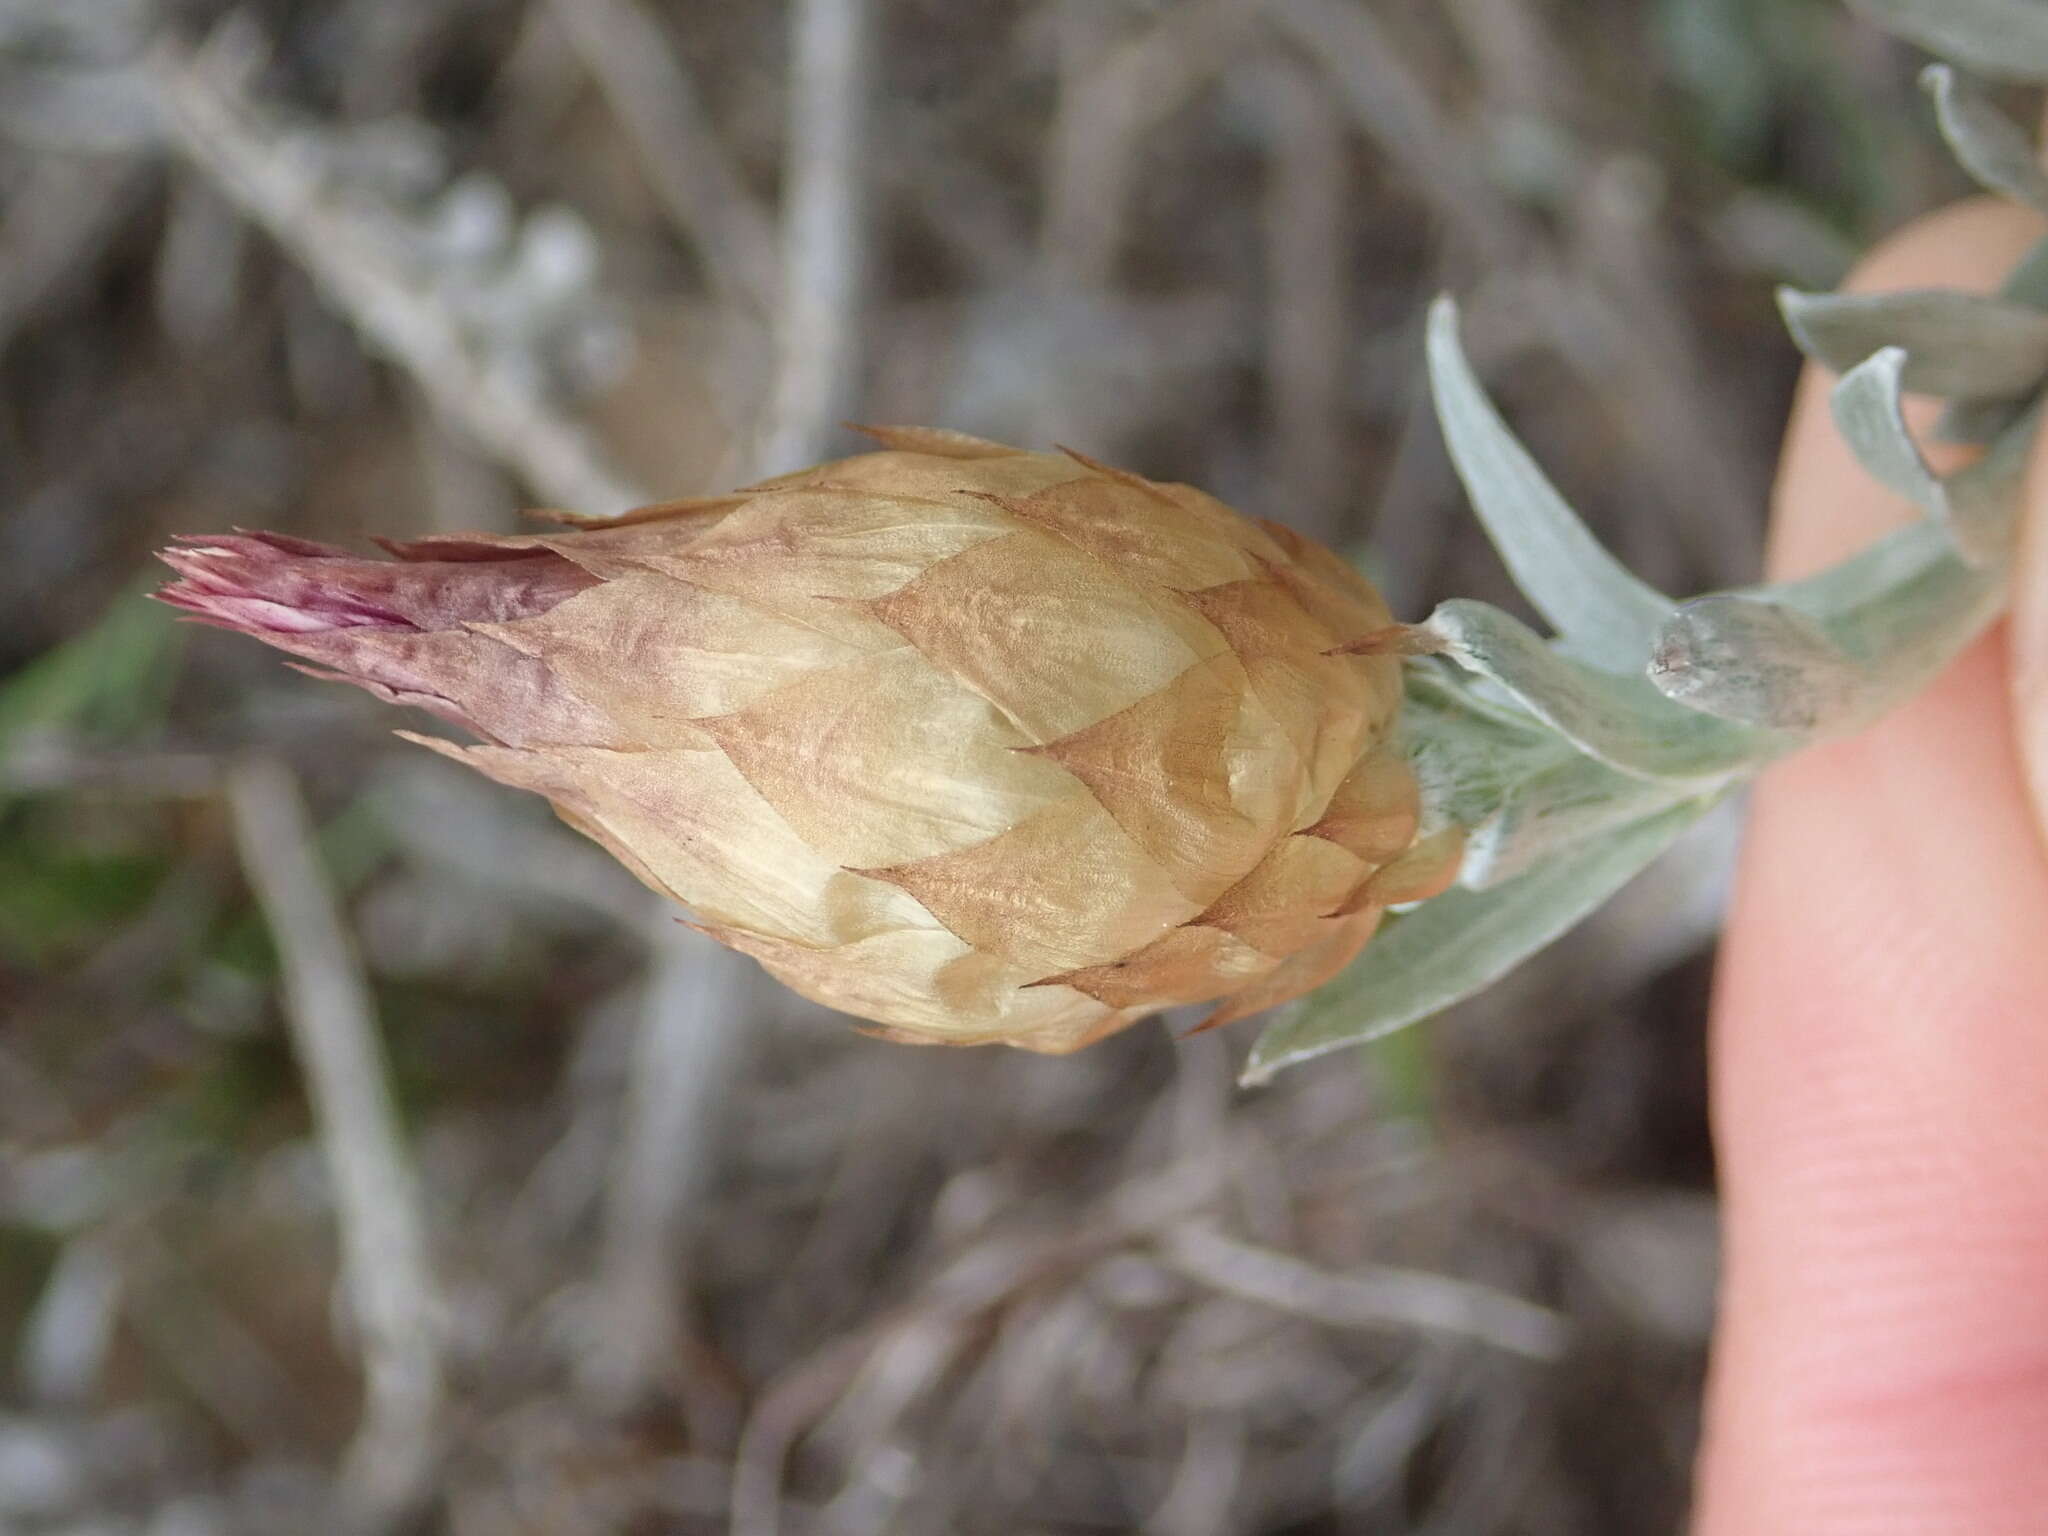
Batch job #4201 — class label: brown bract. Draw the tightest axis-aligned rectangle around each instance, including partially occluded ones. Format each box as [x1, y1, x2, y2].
[158, 429, 1452, 1051]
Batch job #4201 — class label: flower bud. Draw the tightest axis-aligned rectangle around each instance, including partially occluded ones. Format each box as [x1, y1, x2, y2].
[159, 430, 1452, 1051]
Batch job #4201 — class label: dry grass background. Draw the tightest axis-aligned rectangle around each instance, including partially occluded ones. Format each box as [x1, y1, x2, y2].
[0, 1, 1972, 1531]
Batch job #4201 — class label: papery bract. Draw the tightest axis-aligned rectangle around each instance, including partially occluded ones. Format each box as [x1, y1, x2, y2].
[160, 430, 1453, 1051]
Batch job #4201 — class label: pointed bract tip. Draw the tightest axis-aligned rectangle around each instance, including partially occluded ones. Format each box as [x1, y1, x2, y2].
[845, 423, 1021, 459]
[1326, 624, 1442, 659]
[1055, 444, 1176, 502]
[1775, 284, 1819, 317]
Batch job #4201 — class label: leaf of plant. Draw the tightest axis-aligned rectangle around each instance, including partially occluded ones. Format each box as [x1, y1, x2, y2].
[1944, 396, 2045, 564]
[1678, 486, 2006, 739]
[1812, 543, 2004, 705]
[1778, 287, 2048, 399]
[1423, 599, 1784, 783]
[1397, 660, 1576, 840]
[1846, 0, 2048, 85]
[1755, 516, 1951, 618]
[1921, 65, 2048, 211]
[2001, 234, 2048, 310]
[1830, 347, 1950, 519]
[1424, 296, 1674, 668]
[1935, 237, 2048, 442]
[1459, 754, 1696, 889]
[1935, 396, 2028, 446]
[1648, 594, 1874, 732]
[1243, 799, 1716, 1084]
[1722, 528, 2000, 741]
[1833, 342, 2037, 569]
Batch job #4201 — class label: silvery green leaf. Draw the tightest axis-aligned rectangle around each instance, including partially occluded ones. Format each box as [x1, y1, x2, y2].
[1845, 0, 2048, 84]
[1648, 594, 1873, 732]
[1243, 799, 1716, 1085]
[1757, 516, 1952, 618]
[1936, 397, 2027, 446]
[1781, 542, 2002, 729]
[1738, 512, 1996, 722]
[1398, 660, 1576, 838]
[1825, 344, 2011, 571]
[1687, 487, 2007, 741]
[1704, 479, 2006, 736]
[1944, 396, 2045, 563]
[1778, 287, 2048, 399]
[1424, 599, 1785, 783]
[1936, 238, 2048, 441]
[1424, 297, 1675, 668]
[2001, 235, 2048, 310]
[1828, 545, 2003, 670]
[1459, 755, 1696, 889]
[1829, 348, 1949, 519]
[1921, 65, 2048, 212]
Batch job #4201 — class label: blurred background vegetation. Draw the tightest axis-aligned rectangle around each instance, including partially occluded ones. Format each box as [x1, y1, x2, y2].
[0, 0, 1975, 1531]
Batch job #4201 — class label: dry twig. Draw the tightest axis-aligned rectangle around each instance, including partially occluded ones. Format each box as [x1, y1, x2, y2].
[1242, 56, 1353, 544]
[755, 0, 874, 471]
[1158, 1221, 1569, 1361]
[149, 40, 648, 516]
[226, 757, 443, 1529]
[0, 154, 152, 360]
[546, 0, 782, 314]
[1273, 0, 1526, 265]
[1040, 0, 1283, 292]
[580, 923, 756, 1411]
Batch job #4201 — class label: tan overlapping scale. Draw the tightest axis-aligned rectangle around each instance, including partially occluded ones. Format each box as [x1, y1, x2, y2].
[862, 794, 1202, 977]
[1193, 833, 1371, 956]
[473, 569, 885, 734]
[1024, 651, 1295, 907]
[747, 445, 1088, 503]
[620, 487, 1026, 632]
[696, 648, 1077, 868]
[704, 923, 1124, 1050]
[1249, 519, 1394, 651]
[1196, 907, 1385, 1033]
[866, 528, 1226, 742]
[861, 1009, 1138, 1053]
[1260, 517, 1395, 619]
[1178, 572, 1336, 661]
[1233, 658, 1374, 826]
[1040, 922, 1273, 1010]
[523, 494, 752, 530]
[990, 475, 1259, 591]
[1354, 825, 1467, 908]
[843, 424, 1022, 459]
[377, 505, 738, 566]
[1146, 479, 1298, 569]
[1307, 746, 1421, 862]
[1177, 575, 1379, 809]
[406, 738, 941, 949]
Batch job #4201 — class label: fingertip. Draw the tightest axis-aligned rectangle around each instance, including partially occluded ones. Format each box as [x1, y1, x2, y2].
[1706, 195, 2048, 1534]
